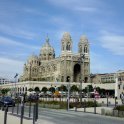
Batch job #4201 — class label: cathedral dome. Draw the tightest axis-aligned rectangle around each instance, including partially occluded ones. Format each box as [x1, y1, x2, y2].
[80, 35, 88, 43]
[61, 32, 72, 43]
[40, 36, 55, 60]
[40, 37, 54, 54]
[28, 54, 39, 64]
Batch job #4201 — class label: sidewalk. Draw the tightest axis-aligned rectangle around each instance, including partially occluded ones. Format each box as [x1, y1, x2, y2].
[0, 110, 32, 124]
[70, 107, 113, 114]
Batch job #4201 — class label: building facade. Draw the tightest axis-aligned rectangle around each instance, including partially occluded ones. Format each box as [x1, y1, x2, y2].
[91, 73, 115, 84]
[115, 70, 124, 98]
[0, 77, 12, 85]
[20, 32, 90, 83]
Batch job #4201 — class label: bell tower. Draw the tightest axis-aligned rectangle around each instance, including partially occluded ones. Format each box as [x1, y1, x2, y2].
[78, 35, 89, 55]
[61, 32, 72, 55]
[78, 35, 90, 83]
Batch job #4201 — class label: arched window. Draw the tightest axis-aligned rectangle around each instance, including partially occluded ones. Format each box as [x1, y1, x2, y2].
[68, 44, 70, 50]
[25, 87, 27, 91]
[66, 44, 68, 50]
[79, 46, 82, 53]
[84, 45, 88, 53]
[66, 76, 70, 82]
[66, 42, 71, 50]
[62, 42, 64, 50]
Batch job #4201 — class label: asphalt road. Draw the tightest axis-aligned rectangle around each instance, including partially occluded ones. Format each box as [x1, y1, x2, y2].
[8, 106, 124, 124]
[37, 108, 124, 124]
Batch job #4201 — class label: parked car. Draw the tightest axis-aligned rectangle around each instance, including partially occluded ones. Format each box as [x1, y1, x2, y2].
[0, 96, 15, 107]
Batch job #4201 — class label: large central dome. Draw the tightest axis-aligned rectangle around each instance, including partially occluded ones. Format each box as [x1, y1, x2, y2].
[40, 36, 55, 60]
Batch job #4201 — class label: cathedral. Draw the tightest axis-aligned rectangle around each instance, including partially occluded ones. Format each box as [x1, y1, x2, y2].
[20, 32, 90, 83]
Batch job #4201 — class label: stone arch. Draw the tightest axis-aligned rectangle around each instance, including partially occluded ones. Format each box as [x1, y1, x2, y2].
[79, 45, 82, 53]
[25, 87, 27, 92]
[62, 42, 64, 50]
[84, 77, 88, 83]
[66, 76, 70, 82]
[73, 64, 81, 82]
[18, 88, 20, 92]
[84, 45, 88, 53]
[66, 42, 71, 51]
[20, 87, 22, 92]
[61, 76, 64, 82]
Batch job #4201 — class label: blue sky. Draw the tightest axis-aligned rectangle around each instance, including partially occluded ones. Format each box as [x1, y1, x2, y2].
[0, 0, 124, 80]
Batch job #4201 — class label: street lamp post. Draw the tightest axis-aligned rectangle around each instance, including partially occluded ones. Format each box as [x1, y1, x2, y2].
[29, 63, 32, 81]
[78, 53, 85, 104]
[14, 73, 18, 97]
[67, 77, 70, 111]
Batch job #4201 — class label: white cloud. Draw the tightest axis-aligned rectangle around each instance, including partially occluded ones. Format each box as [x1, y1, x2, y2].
[74, 7, 97, 12]
[0, 24, 38, 40]
[90, 52, 119, 73]
[23, 7, 45, 16]
[47, 0, 99, 13]
[0, 57, 24, 80]
[99, 32, 124, 55]
[0, 36, 39, 50]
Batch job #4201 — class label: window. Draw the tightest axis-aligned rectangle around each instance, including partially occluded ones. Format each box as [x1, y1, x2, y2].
[79, 46, 82, 53]
[84, 46, 88, 53]
[118, 84, 120, 89]
[62, 42, 64, 50]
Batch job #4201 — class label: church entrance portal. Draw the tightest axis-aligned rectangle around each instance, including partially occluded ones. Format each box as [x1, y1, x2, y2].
[73, 64, 81, 82]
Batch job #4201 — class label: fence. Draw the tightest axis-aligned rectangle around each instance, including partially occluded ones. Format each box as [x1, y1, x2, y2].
[0, 101, 39, 124]
[0, 96, 123, 124]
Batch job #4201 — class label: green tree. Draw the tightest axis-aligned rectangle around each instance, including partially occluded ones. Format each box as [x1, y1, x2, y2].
[57, 85, 67, 91]
[42, 87, 48, 93]
[28, 88, 34, 92]
[1, 88, 10, 95]
[70, 85, 79, 92]
[49, 87, 55, 93]
[34, 87, 40, 92]
[85, 85, 94, 93]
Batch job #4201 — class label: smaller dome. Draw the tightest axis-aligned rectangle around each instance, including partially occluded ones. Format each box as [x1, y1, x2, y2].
[28, 54, 38, 63]
[61, 32, 72, 43]
[40, 36, 55, 54]
[80, 35, 88, 43]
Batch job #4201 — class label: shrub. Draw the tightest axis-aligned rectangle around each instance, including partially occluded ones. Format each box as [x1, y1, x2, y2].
[37, 100, 100, 109]
[114, 105, 124, 111]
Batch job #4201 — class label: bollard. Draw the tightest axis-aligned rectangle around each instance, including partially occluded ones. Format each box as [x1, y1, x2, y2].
[12, 105, 14, 114]
[75, 98, 77, 112]
[29, 101, 31, 118]
[20, 103, 24, 124]
[35, 95, 39, 121]
[84, 99, 86, 112]
[33, 104, 36, 124]
[94, 99, 96, 114]
[75, 106, 77, 112]
[17, 103, 19, 115]
[2, 105, 4, 111]
[4, 106, 8, 124]
[115, 97, 117, 107]
[107, 96, 108, 107]
[67, 99, 69, 111]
